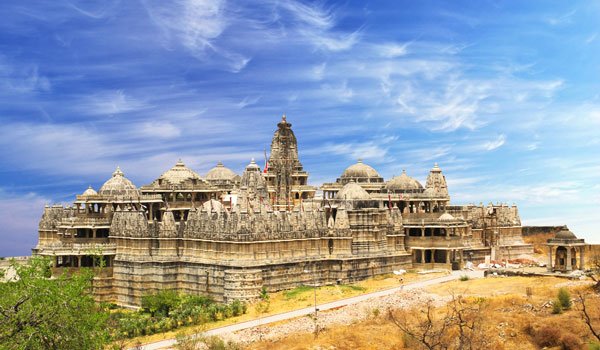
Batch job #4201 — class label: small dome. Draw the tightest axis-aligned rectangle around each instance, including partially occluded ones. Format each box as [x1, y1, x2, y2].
[335, 181, 371, 200]
[99, 167, 140, 199]
[385, 169, 423, 191]
[82, 185, 97, 196]
[341, 158, 380, 179]
[205, 161, 235, 181]
[555, 228, 577, 240]
[438, 213, 455, 221]
[155, 159, 204, 186]
[245, 158, 260, 171]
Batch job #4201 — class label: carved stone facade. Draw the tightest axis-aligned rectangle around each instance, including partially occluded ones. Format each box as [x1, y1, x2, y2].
[33, 116, 533, 306]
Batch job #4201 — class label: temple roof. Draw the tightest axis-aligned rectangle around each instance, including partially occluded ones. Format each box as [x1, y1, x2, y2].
[385, 170, 423, 191]
[82, 185, 97, 196]
[340, 159, 380, 179]
[335, 181, 371, 200]
[205, 161, 235, 181]
[154, 159, 205, 186]
[98, 167, 140, 199]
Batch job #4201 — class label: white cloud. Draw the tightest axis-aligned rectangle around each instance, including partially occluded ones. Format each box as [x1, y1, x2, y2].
[140, 121, 181, 139]
[377, 42, 410, 57]
[81, 90, 150, 115]
[483, 134, 506, 151]
[585, 33, 597, 44]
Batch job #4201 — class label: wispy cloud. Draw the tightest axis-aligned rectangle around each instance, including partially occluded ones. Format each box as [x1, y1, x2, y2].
[79, 90, 150, 115]
[483, 134, 506, 151]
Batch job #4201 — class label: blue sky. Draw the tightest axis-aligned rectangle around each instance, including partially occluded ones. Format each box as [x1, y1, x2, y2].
[0, 1, 599, 256]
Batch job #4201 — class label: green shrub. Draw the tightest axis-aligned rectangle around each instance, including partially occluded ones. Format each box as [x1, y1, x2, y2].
[459, 275, 470, 281]
[557, 288, 571, 310]
[552, 299, 563, 314]
[588, 341, 600, 350]
[141, 289, 180, 318]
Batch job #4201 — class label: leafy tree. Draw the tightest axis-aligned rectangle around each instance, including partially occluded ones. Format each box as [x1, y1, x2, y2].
[0, 256, 111, 350]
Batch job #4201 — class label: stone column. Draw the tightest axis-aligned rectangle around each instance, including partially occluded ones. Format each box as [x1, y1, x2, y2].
[421, 227, 425, 237]
[566, 247, 572, 271]
[446, 250, 451, 264]
[580, 247, 585, 270]
[547, 246, 553, 272]
[149, 203, 153, 221]
[92, 229, 97, 239]
[77, 256, 82, 268]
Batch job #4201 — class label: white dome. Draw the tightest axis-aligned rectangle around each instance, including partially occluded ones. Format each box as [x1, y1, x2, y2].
[205, 161, 235, 181]
[155, 159, 204, 186]
[335, 181, 371, 200]
[385, 170, 423, 191]
[340, 158, 380, 179]
[82, 185, 97, 196]
[98, 167, 140, 199]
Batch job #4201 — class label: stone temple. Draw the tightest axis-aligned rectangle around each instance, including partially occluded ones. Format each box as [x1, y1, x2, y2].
[34, 116, 532, 307]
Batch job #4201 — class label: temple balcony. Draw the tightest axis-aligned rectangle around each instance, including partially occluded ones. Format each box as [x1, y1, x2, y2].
[405, 235, 466, 249]
[60, 216, 111, 228]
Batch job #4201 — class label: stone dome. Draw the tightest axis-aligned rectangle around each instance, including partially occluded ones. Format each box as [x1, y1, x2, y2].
[335, 181, 371, 200]
[82, 185, 97, 196]
[245, 158, 260, 171]
[555, 228, 577, 240]
[155, 159, 204, 186]
[205, 161, 235, 181]
[340, 158, 380, 179]
[99, 167, 140, 199]
[438, 213, 455, 221]
[385, 169, 423, 191]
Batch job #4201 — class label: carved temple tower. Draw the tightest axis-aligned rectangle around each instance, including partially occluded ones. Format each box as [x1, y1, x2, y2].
[264, 115, 316, 209]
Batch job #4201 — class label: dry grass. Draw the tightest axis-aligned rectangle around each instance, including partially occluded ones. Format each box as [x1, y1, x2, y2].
[427, 276, 566, 299]
[246, 317, 406, 350]
[247, 277, 600, 350]
[121, 271, 445, 347]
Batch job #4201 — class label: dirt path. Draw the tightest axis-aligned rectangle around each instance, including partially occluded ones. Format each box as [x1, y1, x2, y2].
[135, 270, 483, 350]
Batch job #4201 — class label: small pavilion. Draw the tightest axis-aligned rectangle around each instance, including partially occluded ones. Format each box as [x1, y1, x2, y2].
[546, 227, 586, 272]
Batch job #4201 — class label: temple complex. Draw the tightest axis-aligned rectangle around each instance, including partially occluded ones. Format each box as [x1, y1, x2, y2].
[34, 116, 534, 307]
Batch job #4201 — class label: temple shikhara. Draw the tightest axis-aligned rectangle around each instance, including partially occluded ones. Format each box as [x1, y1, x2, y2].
[34, 116, 534, 307]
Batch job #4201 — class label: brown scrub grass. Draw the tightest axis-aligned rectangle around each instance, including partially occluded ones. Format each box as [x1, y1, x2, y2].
[247, 277, 600, 350]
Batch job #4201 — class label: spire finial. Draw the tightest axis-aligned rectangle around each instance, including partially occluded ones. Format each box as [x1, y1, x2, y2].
[113, 166, 124, 177]
[358, 157, 362, 163]
[217, 161, 223, 167]
[282, 114, 286, 122]
[402, 169, 406, 175]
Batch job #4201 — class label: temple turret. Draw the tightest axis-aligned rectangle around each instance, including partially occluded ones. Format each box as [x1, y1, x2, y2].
[264, 115, 316, 209]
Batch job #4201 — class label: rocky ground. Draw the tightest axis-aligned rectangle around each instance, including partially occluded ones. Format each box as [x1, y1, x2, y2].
[222, 288, 450, 345]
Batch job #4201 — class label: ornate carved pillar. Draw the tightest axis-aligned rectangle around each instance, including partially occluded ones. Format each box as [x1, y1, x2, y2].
[566, 247, 572, 271]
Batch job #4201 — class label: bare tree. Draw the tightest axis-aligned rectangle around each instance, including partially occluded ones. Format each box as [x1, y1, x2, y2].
[388, 295, 496, 350]
[588, 256, 600, 291]
[577, 290, 600, 342]
[388, 301, 453, 350]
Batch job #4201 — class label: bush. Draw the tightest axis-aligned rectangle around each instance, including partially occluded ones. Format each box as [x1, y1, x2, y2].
[588, 341, 600, 350]
[558, 288, 571, 310]
[552, 299, 563, 314]
[535, 326, 563, 348]
[459, 275, 470, 281]
[560, 333, 581, 350]
[141, 289, 180, 318]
